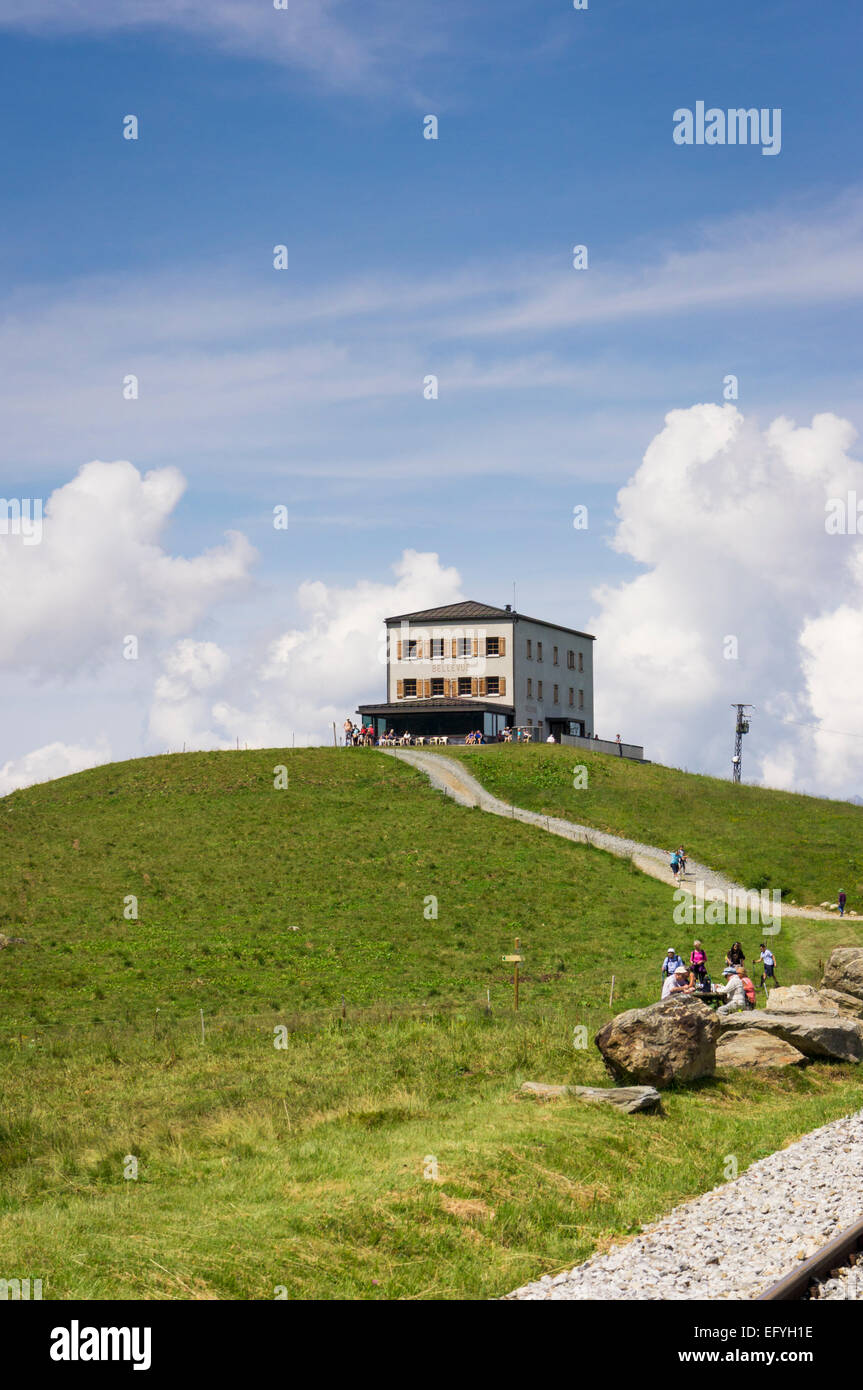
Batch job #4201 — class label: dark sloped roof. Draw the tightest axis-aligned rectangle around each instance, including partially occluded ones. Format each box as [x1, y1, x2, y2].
[384, 599, 595, 640]
[385, 600, 509, 623]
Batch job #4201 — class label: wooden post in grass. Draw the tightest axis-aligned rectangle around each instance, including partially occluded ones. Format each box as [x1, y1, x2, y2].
[502, 937, 524, 1011]
[332, 722, 337, 748]
[609, 975, 615, 1008]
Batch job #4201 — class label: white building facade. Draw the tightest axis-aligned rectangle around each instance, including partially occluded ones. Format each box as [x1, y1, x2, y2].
[358, 600, 595, 741]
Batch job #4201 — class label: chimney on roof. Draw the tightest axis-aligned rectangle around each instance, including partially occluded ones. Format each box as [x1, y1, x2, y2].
[505, 603, 512, 612]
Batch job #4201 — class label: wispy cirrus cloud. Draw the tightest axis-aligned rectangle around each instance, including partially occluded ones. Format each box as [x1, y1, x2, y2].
[0, 0, 452, 95]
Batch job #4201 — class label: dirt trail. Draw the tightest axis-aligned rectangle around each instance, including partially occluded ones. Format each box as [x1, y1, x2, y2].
[381, 747, 844, 923]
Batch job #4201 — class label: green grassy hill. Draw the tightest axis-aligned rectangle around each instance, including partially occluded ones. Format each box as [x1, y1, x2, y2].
[1, 748, 861, 1300]
[444, 743, 863, 907]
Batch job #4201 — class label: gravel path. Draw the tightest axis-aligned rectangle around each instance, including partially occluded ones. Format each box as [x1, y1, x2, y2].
[504, 1109, 863, 1300]
[383, 748, 841, 921]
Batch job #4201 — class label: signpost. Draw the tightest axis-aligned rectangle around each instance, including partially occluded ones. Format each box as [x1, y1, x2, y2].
[502, 936, 525, 1011]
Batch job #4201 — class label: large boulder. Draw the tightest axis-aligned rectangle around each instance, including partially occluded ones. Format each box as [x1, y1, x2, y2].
[821, 948, 863, 1003]
[519, 1081, 661, 1113]
[719, 1010, 863, 1062]
[594, 996, 720, 1088]
[716, 1029, 807, 1069]
[819, 988, 863, 1020]
[765, 985, 839, 1015]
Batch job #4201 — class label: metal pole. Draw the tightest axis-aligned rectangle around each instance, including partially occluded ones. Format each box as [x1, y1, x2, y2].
[514, 937, 520, 1012]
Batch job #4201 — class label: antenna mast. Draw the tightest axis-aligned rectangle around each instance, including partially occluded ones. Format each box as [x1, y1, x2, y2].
[731, 704, 755, 783]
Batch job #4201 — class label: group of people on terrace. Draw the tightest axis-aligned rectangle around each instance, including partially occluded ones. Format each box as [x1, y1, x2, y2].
[660, 940, 778, 1015]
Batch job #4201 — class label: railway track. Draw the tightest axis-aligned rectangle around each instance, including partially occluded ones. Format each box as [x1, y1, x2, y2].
[758, 1215, 863, 1300]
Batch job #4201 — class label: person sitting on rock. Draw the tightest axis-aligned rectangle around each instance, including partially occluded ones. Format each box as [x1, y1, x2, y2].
[661, 965, 693, 999]
[714, 966, 747, 1016]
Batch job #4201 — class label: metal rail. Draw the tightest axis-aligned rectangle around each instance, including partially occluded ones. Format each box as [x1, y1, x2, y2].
[757, 1214, 863, 1300]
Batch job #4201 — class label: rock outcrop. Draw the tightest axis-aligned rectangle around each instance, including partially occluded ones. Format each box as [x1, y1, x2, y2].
[821, 948, 863, 1003]
[715, 1029, 807, 1069]
[719, 1010, 863, 1063]
[519, 1081, 661, 1113]
[594, 996, 720, 1088]
[765, 985, 839, 1015]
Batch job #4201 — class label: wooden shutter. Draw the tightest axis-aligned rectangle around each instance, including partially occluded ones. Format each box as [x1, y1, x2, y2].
[424, 640, 431, 659]
[472, 638, 479, 657]
[471, 678, 478, 696]
[498, 637, 506, 656]
[499, 677, 506, 697]
[397, 680, 404, 698]
[451, 638, 457, 658]
[424, 679, 431, 697]
[479, 677, 487, 696]
[396, 640, 403, 660]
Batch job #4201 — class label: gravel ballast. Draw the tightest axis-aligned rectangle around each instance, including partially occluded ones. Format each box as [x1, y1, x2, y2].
[505, 1109, 863, 1300]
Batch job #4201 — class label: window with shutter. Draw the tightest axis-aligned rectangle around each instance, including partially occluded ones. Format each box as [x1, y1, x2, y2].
[578, 689, 584, 708]
[538, 680, 543, 700]
[553, 685, 559, 704]
[484, 677, 496, 695]
[527, 678, 532, 697]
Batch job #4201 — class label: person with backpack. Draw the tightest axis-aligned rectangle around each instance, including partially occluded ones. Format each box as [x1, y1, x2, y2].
[690, 940, 708, 985]
[677, 846, 687, 880]
[758, 944, 778, 990]
[838, 890, 847, 917]
[670, 850, 681, 882]
[661, 948, 686, 980]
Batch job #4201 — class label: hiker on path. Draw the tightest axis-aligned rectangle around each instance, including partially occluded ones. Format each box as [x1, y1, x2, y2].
[758, 944, 778, 990]
[839, 890, 847, 917]
[661, 948, 686, 979]
[677, 845, 687, 879]
[343, 718, 354, 746]
[670, 850, 681, 882]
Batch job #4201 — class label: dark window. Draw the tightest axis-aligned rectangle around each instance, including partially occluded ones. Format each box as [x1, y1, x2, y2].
[458, 677, 472, 696]
[569, 688, 574, 706]
[527, 678, 533, 698]
[486, 636, 500, 656]
[403, 679, 417, 697]
[553, 685, 559, 704]
[431, 678, 445, 696]
[537, 642, 543, 662]
[526, 639, 532, 659]
[486, 677, 499, 695]
[406, 639, 419, 660]
[553, 646, 559, 665]
[537, 680, 543, 700]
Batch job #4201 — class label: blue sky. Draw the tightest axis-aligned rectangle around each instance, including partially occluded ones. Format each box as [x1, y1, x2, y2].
[2, 0, 863, 793]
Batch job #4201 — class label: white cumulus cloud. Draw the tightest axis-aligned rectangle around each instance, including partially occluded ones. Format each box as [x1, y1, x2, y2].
[591, 404, 863, 795]
[0, 738, 110, 796]
[0, 459, 256, 678]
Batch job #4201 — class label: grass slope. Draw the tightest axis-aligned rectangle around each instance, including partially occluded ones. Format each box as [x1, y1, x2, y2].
[444, 744, 863, 907]
[1, 748, 861, 1300]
